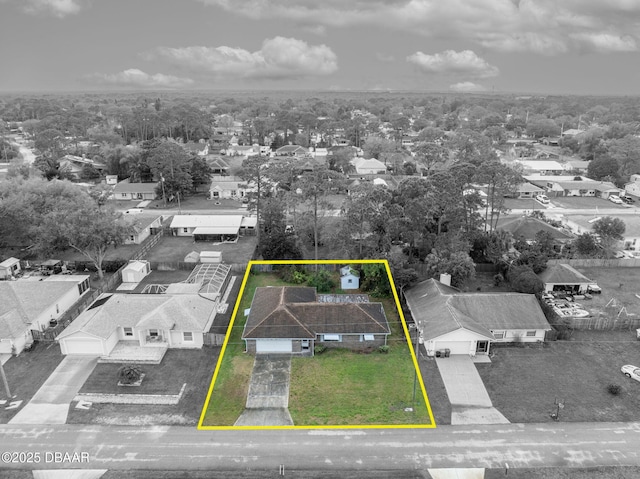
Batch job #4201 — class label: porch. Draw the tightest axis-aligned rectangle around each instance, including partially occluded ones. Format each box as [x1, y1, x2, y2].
[98, 341, 169, 364]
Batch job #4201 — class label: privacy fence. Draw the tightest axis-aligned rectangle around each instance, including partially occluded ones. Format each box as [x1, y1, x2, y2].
[548, 258, 640, 268]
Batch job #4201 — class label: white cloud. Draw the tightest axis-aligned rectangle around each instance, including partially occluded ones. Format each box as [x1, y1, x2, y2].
[86, 69, 194, 89]
[407, 50, 499, 78]
[198, 0, 640, 54]
[22, 0, 83, 17]
[145, 37, 337, 80]
[449, 81, 486, 92]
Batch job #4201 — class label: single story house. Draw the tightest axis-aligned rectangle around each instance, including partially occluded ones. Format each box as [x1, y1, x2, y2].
[225, 144, 260, 158]
[340, 266, 360, 290]
[0, 257, 21, 280]
[113, 179, 158, 201]
[404, 278, 551, 357]
[510, 182, 544, 199]
[515, 160, 566, 176]
[170, 215, 256, 241]
[242, 286, 390, 355]
[121, 260, 151, 283]
[496, 216, 574, 244]
[123, 215, 163, 245]
[208, 176, 254, 200]
[0, 275, 91, 355]
[624, 174, 640, 197]
[59, 155, 106, 180]
[352, 158, 387, 175]
[538, 263, 594, 293]
[275, 145, 307, 157]
[57, 293, 217, 356]
[182, 141, 209, 156]
[524, 176, 621, 198]
[206, 156, 230, 175]
[561, 214, 640, 252]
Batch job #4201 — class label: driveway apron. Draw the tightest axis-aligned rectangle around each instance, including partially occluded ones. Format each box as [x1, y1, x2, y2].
[435, 356, 509, 425]
[10, 356, 98, 425]
[235, 354, 293, 426]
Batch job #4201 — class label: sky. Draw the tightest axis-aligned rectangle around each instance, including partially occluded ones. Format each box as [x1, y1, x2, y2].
[1, 0, 640, 95]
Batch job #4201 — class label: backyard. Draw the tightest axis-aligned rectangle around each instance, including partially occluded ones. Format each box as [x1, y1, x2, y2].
[200, 267, 433, 427]
[143, 235, 257, 265]
[477, 330, 640, 423]
[67, 348, 220, 426]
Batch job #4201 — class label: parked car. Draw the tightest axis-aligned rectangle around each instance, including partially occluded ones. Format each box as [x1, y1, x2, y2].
[609, 195, 623, 204]
[621, 365, 640, 382]
[622, 196, 635, 204]
[587, 284, 602, 294]
[535, 194, 550, 204]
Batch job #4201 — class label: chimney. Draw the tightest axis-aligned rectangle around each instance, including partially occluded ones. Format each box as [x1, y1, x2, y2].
[439, 273, 452, 286]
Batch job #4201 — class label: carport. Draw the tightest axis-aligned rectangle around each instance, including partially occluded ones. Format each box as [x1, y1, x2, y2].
[192, 226, 239, 242]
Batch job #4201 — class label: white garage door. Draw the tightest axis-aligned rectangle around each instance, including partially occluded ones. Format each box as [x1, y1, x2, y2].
[63, 339, 102, 355]
[255, 340, 292, 353]
[434, 340, 471, 355]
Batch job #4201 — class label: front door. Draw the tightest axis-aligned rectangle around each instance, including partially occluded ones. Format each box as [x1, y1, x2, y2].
[476, 340, 489, 354]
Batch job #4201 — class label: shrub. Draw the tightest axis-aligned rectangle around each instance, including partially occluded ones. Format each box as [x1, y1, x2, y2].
[314, 344, 327, 355]
[378, 345, 390, 354]
[307, 269, 335, 293]
[608, 384, 622, 396]
[118, 365, 144, 385]
[493, 273, 504, 286]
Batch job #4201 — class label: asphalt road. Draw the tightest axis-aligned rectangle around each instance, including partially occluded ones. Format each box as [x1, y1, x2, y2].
[0, 422, 639, 471]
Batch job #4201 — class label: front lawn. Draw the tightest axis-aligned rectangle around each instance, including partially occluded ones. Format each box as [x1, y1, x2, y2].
[67, 347, 219, 426]
[200, 269, 434, 427]
[0, 342, 64, 423]
[477, 331, 640, 423]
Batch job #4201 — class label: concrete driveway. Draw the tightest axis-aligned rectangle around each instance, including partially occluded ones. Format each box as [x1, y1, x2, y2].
[435, 356, 509, 425]
[235, 354, 293, 426]
[10, 356, 98, 425]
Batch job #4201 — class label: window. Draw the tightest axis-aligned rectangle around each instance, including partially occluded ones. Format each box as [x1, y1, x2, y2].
[493, 331, 505, 339]
[123, 327, 133, 337]
[322, 334, 341, 342]
[363, 334, 375, 341]
[183, 228, 188, 233]
[129, 235, 135, 241]
[526, 330, 537, 337]
[120, 193, 128, 198]
[183, 332, 193, 342]
[77, 278, 89, 295]
[348, 279, 353, 283]
[148, 329, 159, 337]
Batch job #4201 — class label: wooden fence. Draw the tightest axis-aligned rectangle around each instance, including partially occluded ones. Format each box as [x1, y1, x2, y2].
[548, 258, 640, 268]
[555, 316, 640, 331]
[203, 333, 226, 346]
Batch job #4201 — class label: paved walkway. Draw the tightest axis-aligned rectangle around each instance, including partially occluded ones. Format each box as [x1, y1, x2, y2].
[235, 354, 293, 426]
[10, 356, 98, 424]
[435, 356, 509, 425]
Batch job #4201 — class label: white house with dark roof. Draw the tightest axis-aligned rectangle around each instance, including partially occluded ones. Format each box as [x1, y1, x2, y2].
[113, 179, 158, 201]
[170, 214, 256, 241]
[123, 215, 163, 245]
[352, 158, 387, 175]
[404, 279, 551, 357]
[208, 176, 254, 200]
[0, 275, 91, 355]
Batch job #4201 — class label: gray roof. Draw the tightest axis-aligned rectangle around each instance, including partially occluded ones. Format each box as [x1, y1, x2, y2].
[404, 279, 551, 341]
[113, 181, 158, 194]
[538, 263, 593, 285]
[242, 287, 390, 339]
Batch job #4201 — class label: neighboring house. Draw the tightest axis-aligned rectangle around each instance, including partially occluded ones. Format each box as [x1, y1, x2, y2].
[538, 263, 594, 293]
[121, 261, 151, 283]
[624, 174, 640, 197]
[404, 278, 551, 357]
[208, 176, 254, 200]
[113, 179, 158, 201]
[225, 144, 260, 158]
[562, 214, 640, 252]
[352, 158, 387, 175]
[206, 156, 230, 175]
[242, 286, 390, 355]
[57, 293, 217, 357]
[514, 160, 566, 176]
[59, 155, 106, 180]
[122, 215, 163, 245]
[510, 182, 544, 198]
[561, 128, 585, 138]
[170, 215, 256, 241]
[340, 266, 360, 290]
[182, 141, 209, 156]
[275, 145, 308, 157]
[0, 257, 21, 280]
[524, 176, 621, 198]
[0, 275, 91, 355]
[563, 158, 589, 174]
[496, 216, 574, 244]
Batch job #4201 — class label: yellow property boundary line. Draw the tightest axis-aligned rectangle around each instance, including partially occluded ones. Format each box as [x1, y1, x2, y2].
[197, 259, 436, 430]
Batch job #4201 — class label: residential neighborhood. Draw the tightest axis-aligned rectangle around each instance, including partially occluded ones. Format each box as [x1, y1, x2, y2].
[4, 0, 640, 472]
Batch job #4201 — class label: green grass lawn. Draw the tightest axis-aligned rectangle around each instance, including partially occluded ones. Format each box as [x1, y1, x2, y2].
[0, 342, 64, 423]
[477, 332, 640, 423]
[200, 269, 433, 427]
